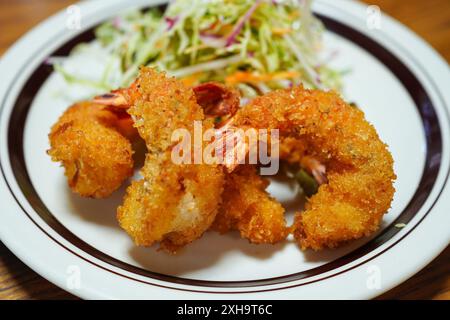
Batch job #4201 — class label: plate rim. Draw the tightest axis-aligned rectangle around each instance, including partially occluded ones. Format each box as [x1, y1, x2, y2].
[0, 0, 449, 299]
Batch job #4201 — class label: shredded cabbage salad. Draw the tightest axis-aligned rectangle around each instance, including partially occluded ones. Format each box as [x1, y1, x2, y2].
[52, 0, 343, 99]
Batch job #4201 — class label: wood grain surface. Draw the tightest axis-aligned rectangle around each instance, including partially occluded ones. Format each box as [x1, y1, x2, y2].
[0, 0, 449, 300]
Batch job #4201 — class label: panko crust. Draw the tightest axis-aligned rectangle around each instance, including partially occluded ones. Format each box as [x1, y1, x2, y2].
[49, 72, 395, 253]
[212, 165, 288, 244]
[234, 87, 396, 250]
[48, 102, 134, 198]
[118, 68, 225, 252]
[118, 151, 224, 251]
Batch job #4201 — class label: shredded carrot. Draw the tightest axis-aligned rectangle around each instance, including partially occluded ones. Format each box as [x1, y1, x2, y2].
[272, 27, 292, 35]
[225, 71, 299, 85]
[155, 40, 164, 49]
[289, 11, 300, 19]
[181, 73, 202, 87]
[216, 24, 234, 36]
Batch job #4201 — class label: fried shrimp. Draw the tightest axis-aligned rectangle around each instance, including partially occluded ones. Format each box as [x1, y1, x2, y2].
[49, 80, 237, 200]
[114, 68, 224, 252]
[229, 86, 396, 250]
[48, 102, 134, 198]
[51, 68, 394, 252]
[212, 165, 288, 244]
[96, 77, 288, 245]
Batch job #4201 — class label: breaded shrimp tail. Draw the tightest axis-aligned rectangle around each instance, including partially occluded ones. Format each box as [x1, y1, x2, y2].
[117, 67, 224, 252]
[48, 102, 134, 198]
[233, 86, 396, 250]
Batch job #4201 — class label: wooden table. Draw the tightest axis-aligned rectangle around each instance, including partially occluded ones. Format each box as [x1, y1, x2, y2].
[0, 0, 449, 300]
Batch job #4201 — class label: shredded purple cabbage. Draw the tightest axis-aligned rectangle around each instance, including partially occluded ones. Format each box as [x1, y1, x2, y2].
[165, 16, 179, 31]
[225, 0, 262, 47]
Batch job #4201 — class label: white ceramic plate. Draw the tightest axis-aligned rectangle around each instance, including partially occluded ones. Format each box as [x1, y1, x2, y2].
[0, 0, 449, 299]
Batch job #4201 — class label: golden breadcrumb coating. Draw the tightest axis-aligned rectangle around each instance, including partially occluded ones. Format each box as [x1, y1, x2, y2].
[117, 67, 224, 252]
[49, 69, 395, 253]
[118, 152, 224, 251]
[234, 86, 396, 250]
[48, 102, 134, 198]
[212, 165, 288, 244]
[279, 137, 308, 164]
